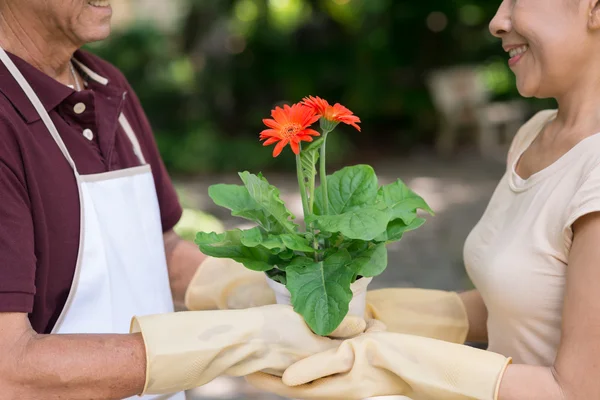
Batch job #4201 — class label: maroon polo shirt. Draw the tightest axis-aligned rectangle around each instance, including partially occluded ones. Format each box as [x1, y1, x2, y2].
[0, 50, 182, 333]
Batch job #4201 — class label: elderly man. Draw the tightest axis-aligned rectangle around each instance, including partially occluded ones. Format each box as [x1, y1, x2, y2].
[0, 1, 376, 399]
[0, 1, 476, 399]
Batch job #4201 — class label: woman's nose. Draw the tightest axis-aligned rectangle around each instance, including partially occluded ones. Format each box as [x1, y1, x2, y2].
[489, 0, 512, 38]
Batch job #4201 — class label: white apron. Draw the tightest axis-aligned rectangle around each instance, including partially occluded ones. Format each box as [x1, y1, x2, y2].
[0, 47, 186, 400]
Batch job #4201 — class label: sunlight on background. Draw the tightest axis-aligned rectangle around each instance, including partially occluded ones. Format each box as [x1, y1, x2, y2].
[268, 0, 312, 32]
[232, 0, 261, 36]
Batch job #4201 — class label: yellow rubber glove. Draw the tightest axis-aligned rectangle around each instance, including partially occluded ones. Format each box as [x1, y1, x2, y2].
[185, 261, 469, 343]
[366, 288, 469, 343]
[184, 257, 275, 310]
[247, 332, 511, 400]
[130, 305, 367, 395]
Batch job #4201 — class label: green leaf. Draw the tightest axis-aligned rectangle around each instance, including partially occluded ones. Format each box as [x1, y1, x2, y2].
[239, 226, 265, 247]
[240, 227, 314, 253]
[195, 230, 274, 271]
[376, 179, 434, 224]
[348, 243, 388, 278]
[240, 227, 285, 252]
[208, 184, 282, 233]
[277, 249, 295, 260]
[315, 165, 379, 215]
[239, 172, 299, 234]
[303, 137, 325, 152]
[300, 138, 322, 210]
[300, 139, 322, 182]
[375, 217, 427, 242]
[279, 234, 315, 252]
[308, 207, 390, 241]
[286, 250, 355, 336]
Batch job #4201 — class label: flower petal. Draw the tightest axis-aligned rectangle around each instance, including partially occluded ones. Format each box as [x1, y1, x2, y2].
[349, 122, 361, 131]
[302, 96, 329, 115]
[260, 129, 281, 139]
[271, 106, 289, 124]
[262, 137, 280, 146]
[263, 118, 281, 130]
[290, 139, 300, 155]
[273, 139, 289, 157]
[297, 135, 314, 142]
[303, 129, 320, 137]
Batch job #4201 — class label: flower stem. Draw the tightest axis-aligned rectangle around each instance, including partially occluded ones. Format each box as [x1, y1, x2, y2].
[296, 152, 310, 226]
[320, 132, 329, 215]
[308, 164, 316, 213]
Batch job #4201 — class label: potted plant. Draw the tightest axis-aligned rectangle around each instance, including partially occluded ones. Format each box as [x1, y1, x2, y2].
[195, 96, 433, 336]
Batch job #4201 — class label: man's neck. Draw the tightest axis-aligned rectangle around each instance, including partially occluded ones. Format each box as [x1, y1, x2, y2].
[0, 4, 78, 86]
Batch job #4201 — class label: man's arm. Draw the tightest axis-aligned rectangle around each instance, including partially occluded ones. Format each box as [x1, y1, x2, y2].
[163, 229, 206, 308]
[0, 312, 147, 400]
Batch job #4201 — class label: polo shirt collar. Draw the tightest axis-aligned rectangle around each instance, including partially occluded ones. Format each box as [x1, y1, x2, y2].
[0, 50, 110, 124]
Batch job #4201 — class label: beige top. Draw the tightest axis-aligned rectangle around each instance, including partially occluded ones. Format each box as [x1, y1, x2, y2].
[464, 109, 600, 366]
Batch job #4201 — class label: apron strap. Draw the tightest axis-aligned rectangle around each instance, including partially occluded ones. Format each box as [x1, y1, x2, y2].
[0, 46, 148, 171]
[0, 46, 79, 174]
[119, 113, 147, 165]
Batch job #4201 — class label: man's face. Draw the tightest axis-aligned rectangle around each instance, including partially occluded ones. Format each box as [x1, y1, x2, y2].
[12, 0, 113, 45]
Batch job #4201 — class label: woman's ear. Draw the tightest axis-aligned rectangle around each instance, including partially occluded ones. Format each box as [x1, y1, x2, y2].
[589, 0, 600, 30]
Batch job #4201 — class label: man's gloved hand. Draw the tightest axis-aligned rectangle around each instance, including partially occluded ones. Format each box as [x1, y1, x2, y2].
[184, 257, 275, 310]
[130, 305, 368, 395]
[247, 331, 511, 400]
[366, 288, 469, 343]
[186, 263, 470, 345]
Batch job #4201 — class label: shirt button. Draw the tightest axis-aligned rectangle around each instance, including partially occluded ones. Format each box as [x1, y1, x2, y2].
[83, 129, 94, 141]
[74, 103, 86, 114]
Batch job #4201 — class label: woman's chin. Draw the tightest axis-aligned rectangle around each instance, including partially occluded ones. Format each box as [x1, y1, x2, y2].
[515, 78, 537, 99]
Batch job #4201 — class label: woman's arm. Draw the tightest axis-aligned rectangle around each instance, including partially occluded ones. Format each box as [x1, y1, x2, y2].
[458, 289, 489, 343]
[497, 211, 600, 399]
[0, 312, 146, 400]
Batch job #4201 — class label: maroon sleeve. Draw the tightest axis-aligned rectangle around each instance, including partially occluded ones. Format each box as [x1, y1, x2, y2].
[0, 119, 36, 312]
[122, 83, 183, 232]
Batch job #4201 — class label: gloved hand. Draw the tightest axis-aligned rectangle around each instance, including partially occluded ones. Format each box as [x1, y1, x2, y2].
[184, 257, 275, 310]
[247, 331, 511, 400]
[130, 304, 367, 395]
[366, 288, 469, 343]
[185, 258, 469, 344]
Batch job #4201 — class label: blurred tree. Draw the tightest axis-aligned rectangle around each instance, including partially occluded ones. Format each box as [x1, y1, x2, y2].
[87, 0, 551, 174]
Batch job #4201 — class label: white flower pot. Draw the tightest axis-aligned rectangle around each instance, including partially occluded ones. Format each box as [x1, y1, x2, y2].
[265, 275, 373, 318]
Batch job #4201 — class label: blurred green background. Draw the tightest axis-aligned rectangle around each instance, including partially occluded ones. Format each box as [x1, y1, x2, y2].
[88, 0, 554, 176]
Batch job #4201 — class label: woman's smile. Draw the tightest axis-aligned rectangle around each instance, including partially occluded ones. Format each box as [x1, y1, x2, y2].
[506, 44, 529, 67]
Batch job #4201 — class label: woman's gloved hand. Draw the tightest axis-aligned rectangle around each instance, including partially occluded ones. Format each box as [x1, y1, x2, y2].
[366, 288, 469, 343]
[184, 257, 275, 310]
[131, 305, 368, 395]
[247, 331, 511, 400]
[186, 264, 470, 345]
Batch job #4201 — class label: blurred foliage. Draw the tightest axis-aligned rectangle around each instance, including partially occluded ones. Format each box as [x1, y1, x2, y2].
[87, 0, 552, 175]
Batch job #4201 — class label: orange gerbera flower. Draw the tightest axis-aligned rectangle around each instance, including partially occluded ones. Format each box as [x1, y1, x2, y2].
[302, 95, 361, 132]
[260, 103, 320, 157]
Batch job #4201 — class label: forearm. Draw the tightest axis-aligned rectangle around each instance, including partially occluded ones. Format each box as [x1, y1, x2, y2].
[458, 289, 488, 343]
[1, 330, 146, 399]
[164, 230, 206, 307]
[498, 364, 565, 399]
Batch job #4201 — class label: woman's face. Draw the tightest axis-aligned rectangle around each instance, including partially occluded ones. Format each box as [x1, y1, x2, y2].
[13, 0, 113, 45]
[489, 0, 594, 98]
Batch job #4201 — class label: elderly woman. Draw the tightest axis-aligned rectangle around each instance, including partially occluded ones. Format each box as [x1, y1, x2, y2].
[244, 0, 600, 399]
[0, 1, 375, 399]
